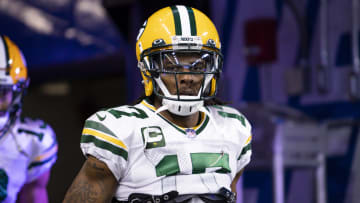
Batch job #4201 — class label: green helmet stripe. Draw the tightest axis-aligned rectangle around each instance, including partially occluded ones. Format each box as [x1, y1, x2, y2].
[171, 6, 182, 35]
[186, 7, 197, 36]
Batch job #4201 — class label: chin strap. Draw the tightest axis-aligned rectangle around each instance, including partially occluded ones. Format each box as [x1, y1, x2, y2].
[153, 97, 204, 117]
[154, 105, 169, 115]
[152, 71, 212, 116]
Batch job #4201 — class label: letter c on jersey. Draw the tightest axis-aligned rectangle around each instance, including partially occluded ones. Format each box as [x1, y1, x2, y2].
[141, 126, 166, 149]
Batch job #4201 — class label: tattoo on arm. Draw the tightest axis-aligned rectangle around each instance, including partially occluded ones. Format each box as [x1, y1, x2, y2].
[63, 156, 117, 203]
[64, 180, 98, 203]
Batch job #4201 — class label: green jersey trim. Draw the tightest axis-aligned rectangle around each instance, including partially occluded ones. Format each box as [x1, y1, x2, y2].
[140, 99, 210, 135]
[28, 154, 57, 169]
[81, 135, 128, 160]
[84, 120, 117, 138]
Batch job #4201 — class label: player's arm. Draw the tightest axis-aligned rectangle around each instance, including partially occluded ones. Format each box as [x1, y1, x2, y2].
[63, 155, 118, 203]
[16, 171, 50, 203]
[230, 168, 244, 193]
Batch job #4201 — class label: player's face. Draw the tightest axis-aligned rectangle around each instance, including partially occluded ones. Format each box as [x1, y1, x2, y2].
[0, 86, 13, 116]
[159, 53, 205, 96]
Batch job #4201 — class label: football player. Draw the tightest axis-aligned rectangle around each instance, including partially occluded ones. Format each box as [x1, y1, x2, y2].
[0, 35, 58, 203]
[63, 5, 252, 203]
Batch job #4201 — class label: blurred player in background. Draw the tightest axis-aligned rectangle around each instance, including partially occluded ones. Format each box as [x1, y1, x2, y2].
[0, 35, 58, 203]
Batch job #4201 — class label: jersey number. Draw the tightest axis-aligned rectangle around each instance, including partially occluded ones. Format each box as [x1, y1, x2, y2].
[108, 106, 148, 119]
[155, 153, 231, 177]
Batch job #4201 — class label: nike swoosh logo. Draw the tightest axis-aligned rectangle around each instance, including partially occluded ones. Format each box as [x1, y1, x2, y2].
[96, 113, 106, 121]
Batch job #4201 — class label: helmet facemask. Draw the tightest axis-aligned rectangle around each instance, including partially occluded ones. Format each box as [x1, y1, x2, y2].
[0, 85, 13, 130]
[139, 45, 223, 116]
[0, 80, 28, 133]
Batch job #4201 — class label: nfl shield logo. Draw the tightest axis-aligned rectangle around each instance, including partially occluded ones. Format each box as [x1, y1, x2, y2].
[185, 128, 197, 139]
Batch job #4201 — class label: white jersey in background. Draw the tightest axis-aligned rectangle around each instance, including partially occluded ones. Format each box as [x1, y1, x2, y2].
[81, 99, 252, 201]
[0, 117, 58, 203]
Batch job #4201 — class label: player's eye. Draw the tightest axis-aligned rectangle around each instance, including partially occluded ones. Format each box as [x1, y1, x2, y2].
[164, 64, 182, 72]
[190, 62, 206, 72]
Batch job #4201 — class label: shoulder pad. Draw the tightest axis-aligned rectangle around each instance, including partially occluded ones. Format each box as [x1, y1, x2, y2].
[207, 105, 252, 132]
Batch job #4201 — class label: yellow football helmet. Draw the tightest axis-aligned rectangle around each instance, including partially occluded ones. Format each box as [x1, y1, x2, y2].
[0, 35, 29, 133]
[136, 5, 223, 116]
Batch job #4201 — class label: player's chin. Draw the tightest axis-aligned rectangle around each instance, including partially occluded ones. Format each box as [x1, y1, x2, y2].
[178, 92, 197, 96]
[178, 89, 200, 96]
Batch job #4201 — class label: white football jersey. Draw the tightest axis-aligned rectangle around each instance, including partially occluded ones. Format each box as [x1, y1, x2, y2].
[0, 117, 58, 203]
[81, 99, 252, 201]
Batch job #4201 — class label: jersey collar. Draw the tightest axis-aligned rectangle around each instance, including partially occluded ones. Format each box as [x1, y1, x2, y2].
[140, 99, 209, 135]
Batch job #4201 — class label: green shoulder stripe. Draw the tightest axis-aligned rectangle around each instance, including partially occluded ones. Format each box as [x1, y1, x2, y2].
[217, 111, 246, 127]
[84, 120, 116, 137]
[81, 135, 128, 160]
[17, 129, 44, 141]
[238, 143, 252, 160]
[212, 105, 224, 110]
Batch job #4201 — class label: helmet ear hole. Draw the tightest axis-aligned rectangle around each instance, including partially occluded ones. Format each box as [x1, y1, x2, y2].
[152, 39, 166, 47]
[206, 39, 216, 48]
